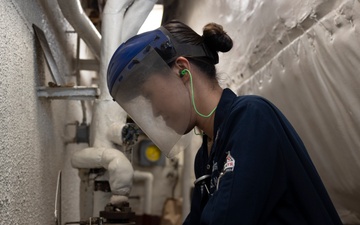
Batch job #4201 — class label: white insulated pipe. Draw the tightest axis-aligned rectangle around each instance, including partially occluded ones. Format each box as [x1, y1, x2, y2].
[179, 133, 199, 221]
[120, 0, 159, 42]
[57, 0, 101, 60]
[99, 0, 136, 100]
[182, 143, 193, 220]
[99, 0, 157, 99]
[71, 147, 134, 199]
[107, 122, 126, 146]
[98, 0, 156, 215]
[63, 0, 157, 216]
[134, 170, 154, 215]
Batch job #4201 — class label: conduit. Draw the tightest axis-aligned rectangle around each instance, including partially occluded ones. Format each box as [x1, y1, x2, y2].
[57, 0, 101, 60]
[134, 170, 154, 215]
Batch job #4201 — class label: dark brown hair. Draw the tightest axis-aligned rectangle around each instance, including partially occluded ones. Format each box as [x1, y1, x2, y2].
[163, 20, 233, 80]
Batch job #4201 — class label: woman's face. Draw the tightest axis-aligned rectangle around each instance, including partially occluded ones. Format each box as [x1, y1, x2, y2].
[142, 73, 192, 134]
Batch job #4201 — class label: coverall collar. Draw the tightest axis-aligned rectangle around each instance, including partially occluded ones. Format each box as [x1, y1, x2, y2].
[213, 88, 237, 141]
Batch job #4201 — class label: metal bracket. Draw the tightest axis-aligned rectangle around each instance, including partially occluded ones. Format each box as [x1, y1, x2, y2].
[37, 86, 99, 100]
[33, 24, 100, 100]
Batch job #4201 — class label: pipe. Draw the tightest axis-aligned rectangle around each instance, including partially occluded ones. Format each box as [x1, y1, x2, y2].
[107, 122, 126, 146]
[182, 144, 192, 220]
[57, 0, 101, 60]
[99, 0, 157, 99]
[134, 170, 154, 215]
[99, 0, 133, 100]
[71, 147, 134, 198]
[92, 170, 112, 216]
[181, 133, 200, 221]
[120, 0, 159, 41]
[66, 0, 157, 216]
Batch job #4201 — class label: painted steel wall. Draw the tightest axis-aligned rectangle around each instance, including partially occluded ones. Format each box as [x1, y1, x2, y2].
[180, 0, 360, 223]
[0, 0, 81, 223]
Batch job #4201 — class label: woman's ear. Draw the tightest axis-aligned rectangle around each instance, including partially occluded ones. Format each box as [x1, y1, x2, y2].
[173, 57, 190, 82]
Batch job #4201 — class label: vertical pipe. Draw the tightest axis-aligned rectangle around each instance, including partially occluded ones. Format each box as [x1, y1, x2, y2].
[182, 144, 192, 220]
[57, 0, 101, 60]
[134, 170, 154, 215]
[181, 133, 199, 221]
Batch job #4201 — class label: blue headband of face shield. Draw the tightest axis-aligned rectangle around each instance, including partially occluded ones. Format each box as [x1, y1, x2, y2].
[107, 27, 218, 94]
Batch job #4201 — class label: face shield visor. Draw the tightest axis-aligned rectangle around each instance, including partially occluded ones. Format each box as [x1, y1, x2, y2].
[109, 47, 192, 158]
[108, 27, 218, 158]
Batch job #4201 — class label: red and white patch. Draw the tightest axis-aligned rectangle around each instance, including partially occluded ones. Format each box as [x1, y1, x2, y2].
[223, 152, 235, 172]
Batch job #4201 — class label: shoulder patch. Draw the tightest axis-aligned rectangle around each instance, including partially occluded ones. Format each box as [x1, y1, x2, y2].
[224, 151, 235, 172]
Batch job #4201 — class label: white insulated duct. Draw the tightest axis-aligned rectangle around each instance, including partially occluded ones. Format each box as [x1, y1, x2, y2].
[57, 0, 101, 60]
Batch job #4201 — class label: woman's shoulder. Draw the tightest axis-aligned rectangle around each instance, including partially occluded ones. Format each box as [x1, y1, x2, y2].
[232, 94, 277, 113]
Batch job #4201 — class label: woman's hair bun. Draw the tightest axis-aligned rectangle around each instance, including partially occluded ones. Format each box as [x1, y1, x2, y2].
[202, 23, 233, 53]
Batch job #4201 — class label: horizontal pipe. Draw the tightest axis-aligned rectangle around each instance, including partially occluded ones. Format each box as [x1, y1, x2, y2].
[71, 147, 133, 196]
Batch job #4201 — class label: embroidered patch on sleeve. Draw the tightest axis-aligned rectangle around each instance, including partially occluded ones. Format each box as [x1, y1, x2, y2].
[223, 151, 235, 172]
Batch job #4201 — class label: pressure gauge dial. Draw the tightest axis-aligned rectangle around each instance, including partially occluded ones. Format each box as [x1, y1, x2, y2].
[139, 140, 165, 166]
[145, 145, 161, 162]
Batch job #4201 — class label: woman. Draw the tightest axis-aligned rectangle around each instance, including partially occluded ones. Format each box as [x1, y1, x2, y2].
[107, 20, 342, 225]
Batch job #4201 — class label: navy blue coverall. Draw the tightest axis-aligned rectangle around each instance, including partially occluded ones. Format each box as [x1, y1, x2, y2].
[183, 89, 342, 225]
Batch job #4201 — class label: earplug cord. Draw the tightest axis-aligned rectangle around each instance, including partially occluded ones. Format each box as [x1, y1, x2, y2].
[182, 69, 217, 118]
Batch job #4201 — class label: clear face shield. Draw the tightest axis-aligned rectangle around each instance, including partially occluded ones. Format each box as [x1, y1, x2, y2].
[110, 48, 192, 158]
